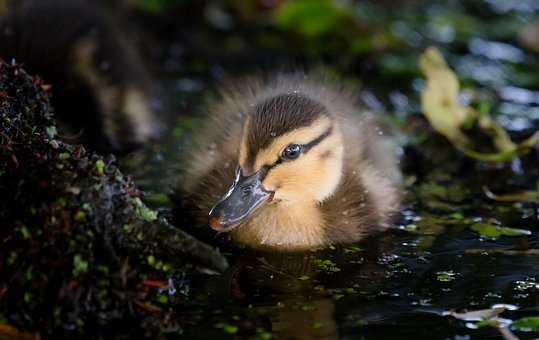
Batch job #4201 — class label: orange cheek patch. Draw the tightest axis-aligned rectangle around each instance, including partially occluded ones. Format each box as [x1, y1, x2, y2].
[262, 157, 325, 200]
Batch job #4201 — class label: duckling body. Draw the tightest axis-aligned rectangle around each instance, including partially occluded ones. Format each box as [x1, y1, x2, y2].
[178, 74, 400, 250]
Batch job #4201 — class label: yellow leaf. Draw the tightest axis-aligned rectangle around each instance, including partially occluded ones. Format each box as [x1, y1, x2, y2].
[419, 47, 539, 162]
[419, 47, 472, 147]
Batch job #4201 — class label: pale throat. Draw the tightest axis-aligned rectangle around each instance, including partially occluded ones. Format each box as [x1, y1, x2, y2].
[231, 201, 326, 249]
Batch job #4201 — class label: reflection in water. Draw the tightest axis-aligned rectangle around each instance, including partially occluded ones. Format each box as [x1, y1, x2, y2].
[230, 251, 338, 340]
[498, 86, 539, 105]
[270, 298, 337, 340]
[218, 239, 394, 340]
[468, 38, 525, 63]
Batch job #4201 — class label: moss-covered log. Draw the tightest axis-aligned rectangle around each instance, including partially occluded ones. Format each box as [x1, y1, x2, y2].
[0, 61, 227, 337]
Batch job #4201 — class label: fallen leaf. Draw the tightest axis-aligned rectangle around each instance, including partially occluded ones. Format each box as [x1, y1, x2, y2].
[419, 47, 472, 148]
[419, 47, 539, 162]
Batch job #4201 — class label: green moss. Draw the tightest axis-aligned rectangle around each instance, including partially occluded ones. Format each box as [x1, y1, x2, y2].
[45, 126, 57, 139]
[155, 294, 168, 304]
[73, 210, 86, 221]
[73, 255, 89, 276]
[0, 61, 210, 337]
[95, 159, 105, 176]
[131, 197, 158, 221]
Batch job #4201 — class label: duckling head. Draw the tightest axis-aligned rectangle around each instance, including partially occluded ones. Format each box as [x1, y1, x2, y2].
[209, 92, 344, 232]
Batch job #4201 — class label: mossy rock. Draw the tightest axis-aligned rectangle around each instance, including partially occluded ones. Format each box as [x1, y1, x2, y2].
[0, 61, 226, 337]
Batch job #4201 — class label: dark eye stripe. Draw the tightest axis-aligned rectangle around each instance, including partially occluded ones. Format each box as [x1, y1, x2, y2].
[259, 125, 333, 181]
[301, 125, 333, 153]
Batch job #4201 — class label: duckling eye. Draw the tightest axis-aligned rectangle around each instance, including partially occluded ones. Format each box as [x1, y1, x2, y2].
[281, 144, 302, 160]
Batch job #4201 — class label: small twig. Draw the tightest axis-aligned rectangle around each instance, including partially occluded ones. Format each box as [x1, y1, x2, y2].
[465, 248, 539, 256]
[132, 300, 162, 314]
[498, 326, 519, 340]
[483, 186, 539, 203]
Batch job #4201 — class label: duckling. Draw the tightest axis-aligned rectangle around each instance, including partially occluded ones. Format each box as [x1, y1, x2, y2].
[177, 73, 401, 250]
[0, 0, 158, 152]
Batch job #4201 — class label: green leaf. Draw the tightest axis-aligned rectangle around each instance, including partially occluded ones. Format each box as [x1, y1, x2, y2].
[19, 225, 30, 239]
[222, 324, 238, 334]
[58, 152, 70, 160]
[155, 294, 168, 304]
[143, 192, 171, 205]
[471, 223, 531, 238]
[512, 317, 539, 332]
[436, 270, 456, 282]
[139, 206, 158, 221]
[45, 126, 57, 139]
[344, 245, 363, 254]
[314, 259, 341, 272]
[73, 254, 89, 276]
[95, 159, 105, 175]
[74, 210, 86, 221]
[130, 197, 158, 221]
[276, 0, 349, 37]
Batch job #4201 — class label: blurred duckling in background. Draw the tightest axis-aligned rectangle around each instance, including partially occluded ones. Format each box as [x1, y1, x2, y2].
[178, 74, 401, 251]
[0, 0, 159, 152]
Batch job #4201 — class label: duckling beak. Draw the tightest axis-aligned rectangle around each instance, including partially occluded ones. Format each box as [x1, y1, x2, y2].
[209, 167, 273, 232]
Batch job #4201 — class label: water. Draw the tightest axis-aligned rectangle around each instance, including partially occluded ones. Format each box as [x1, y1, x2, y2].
[120, 0, 539, 338]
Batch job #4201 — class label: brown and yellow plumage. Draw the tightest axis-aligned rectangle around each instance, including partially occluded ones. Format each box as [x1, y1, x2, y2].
[177, 73, 401, 250]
